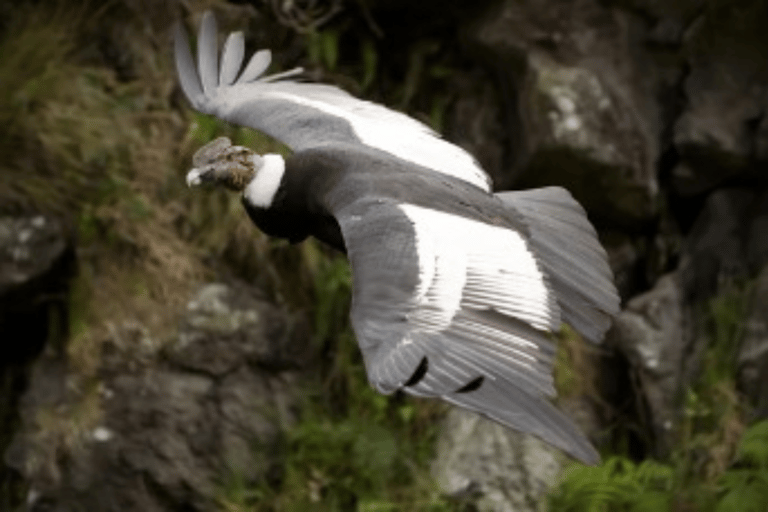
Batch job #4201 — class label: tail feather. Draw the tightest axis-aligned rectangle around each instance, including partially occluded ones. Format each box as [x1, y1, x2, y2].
[497, 187, 620, 343]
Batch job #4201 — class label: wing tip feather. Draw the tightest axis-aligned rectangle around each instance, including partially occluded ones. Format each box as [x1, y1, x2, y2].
[173, 20, 203, 105]
[236, 49, 273, 84]
[219, 31, 245, 86]
[445, 382, 601, 465]
[197, 10, 219, 94]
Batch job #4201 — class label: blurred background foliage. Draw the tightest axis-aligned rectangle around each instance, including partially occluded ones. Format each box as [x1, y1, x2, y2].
[0, 0, 463, 508]
[1, 0, 767, 510]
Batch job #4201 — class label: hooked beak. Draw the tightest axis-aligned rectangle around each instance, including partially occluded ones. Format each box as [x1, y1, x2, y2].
[185, 148, 259, 191]
[186, 167, 212, 187]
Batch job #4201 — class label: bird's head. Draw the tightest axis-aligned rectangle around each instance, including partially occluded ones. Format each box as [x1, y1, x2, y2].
[186, 136, 261, 192]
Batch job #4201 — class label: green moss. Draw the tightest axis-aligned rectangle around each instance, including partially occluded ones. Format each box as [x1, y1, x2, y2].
[553, 325, 593, 400]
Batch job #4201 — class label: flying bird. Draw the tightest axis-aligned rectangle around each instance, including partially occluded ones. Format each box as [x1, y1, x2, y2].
[175, 11, 619, 464]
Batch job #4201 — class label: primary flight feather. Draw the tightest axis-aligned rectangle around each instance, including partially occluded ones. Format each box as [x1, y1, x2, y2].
[175, 10, 620, 464]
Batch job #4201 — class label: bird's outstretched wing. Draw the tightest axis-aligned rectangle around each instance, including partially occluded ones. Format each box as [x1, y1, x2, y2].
[497, 187, 620, 343]
[335, 194, 605, 464]
[174, 11, 492, 191]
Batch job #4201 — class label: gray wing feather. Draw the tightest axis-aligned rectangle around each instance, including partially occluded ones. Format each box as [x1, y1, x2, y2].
[445, 377, 600, 464]
[341, 200, 556, 398]
[497, 187, 620, 343]
[197, 11, 219, 94]
[219, 32, 244, 86]
[338, 198, 598, 463]
[173, 22, 203, 102]
[174, 11, 493, 191]
[237, 49, 272, 84]
[384, 311, 556, 399]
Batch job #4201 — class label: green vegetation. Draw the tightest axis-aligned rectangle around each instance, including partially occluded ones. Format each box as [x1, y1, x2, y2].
[215, 253, 458, 512]
[303, 20, 455, 132]
[550, 456, 676, 511]
[550, 283, 765, 512]
[550, 419, 768, 512]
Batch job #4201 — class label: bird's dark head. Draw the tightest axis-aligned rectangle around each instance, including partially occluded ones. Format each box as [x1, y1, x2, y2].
[186, 136, 260, 192]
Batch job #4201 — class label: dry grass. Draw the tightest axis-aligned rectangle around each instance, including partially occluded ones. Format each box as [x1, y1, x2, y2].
[1, 0, 238, 459]
[0, 4, 89, 215]
[4, 4, 458, 509]
[2, 2, 330, 484]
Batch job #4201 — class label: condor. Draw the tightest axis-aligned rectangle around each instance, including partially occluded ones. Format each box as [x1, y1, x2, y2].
[175, 11, 619, 464]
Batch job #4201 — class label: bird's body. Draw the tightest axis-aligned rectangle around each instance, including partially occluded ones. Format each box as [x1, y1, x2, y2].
[245, 145, 524, 251]
[176, 11, 620, 464]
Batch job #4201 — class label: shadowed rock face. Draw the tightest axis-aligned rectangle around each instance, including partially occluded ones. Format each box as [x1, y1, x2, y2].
[0, 216, 74, 509]
[0, 216, 72, 300]
[739, 266, 768, 419]
[460, 0, 662, 230]
[432, 0, 768, 506]
[607, 273, 689, 457]
[4, 282, 312, 511]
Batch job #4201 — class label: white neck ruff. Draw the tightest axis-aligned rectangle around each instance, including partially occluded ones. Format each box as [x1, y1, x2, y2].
[243, 153, 285, 208]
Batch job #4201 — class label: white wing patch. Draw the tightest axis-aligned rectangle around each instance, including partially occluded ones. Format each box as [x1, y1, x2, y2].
[399, 204, 558, 332]
[260, 90, 491, 192]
